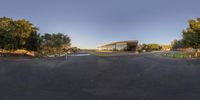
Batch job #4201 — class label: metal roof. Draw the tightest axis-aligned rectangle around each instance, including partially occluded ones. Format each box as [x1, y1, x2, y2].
[98, 40, 138, 48]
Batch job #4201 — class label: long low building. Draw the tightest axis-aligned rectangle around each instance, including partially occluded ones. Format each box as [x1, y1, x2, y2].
[97, 40, 138, 51]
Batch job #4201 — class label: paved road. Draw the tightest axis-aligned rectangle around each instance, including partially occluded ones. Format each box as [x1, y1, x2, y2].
[0, 54, 200, 100]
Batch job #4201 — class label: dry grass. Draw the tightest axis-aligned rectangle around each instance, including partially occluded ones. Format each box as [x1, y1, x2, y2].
[0, 49, 36, 56]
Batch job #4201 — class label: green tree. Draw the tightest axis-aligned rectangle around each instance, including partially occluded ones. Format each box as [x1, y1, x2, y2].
[14, 19, 39, 49]
[142, 44, 150, 51]
[0, 16, 72, 56]
[26, 32, 41, 51]
[41, 33, 71, 56]
[0, 17, 15, 50]
[0, 17, 39, 51]
[182, 18, 200, 49]
[148, 44, 160, 50]
[172, 40, 185, 50]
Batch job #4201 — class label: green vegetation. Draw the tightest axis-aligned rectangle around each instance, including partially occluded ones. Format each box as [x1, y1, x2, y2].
[26, 32, 42, 51]
[137, 43, 161, 52]
[172, 18, 200, 51]
[87, 50, 136, 56]
[162, 52, 195, 59]
[41, 33, 71, 56]
[0, 17, 74, 57]
[88, 51, 115, 56]
[0, 17, 39, 51]
[148, 44, 161, 50]
[170, 18, 200, 57]
[182, 18, 200, 49]
[171, 40, 186, 50]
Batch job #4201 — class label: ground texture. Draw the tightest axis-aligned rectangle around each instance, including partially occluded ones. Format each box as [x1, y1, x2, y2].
[0, 53, 200, 100]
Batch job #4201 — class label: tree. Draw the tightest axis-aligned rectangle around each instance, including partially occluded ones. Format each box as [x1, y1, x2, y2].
[182, 18, 200, 49]
[148, 44, 160, 50]
[14, 19, 39, 49]
[161, 45, 171, 51]
[41, 33, 71, 56]
[26, 32, 41, 51]
[136, 43, 161, 52]
[171, 40, 185, 50]
[0, 17, 39, 51]
[0, 16, 72, 57]
[0, 17, 15, 50]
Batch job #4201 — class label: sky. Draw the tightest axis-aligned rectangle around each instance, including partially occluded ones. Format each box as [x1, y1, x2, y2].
[0, 0, 200, 49]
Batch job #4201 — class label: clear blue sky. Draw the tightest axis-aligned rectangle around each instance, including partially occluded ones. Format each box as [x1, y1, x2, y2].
[0, 0, 200, 49]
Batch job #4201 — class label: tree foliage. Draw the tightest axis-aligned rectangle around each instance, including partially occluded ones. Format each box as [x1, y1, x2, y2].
[148, 44, 160, 50]
[0, 17, 39, 50]
[26, 32, 42, 51]
[0, 17, 73, 56]
[0, 17, 15, 50]
[14, 19, 38, 48]
[182, 18, 200, 49]
[171, 40, 186, 50]
[137, 43, 161, 52]
[41, 33, 71, 56]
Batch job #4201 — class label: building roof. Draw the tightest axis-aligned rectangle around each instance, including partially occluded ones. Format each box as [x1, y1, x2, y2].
[98, 40, 138, 48]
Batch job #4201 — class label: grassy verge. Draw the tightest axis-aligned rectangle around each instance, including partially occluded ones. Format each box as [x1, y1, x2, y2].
[87, 51, 137, 56]
[87, 51, 113, 56]
[161, 51, 195, 59]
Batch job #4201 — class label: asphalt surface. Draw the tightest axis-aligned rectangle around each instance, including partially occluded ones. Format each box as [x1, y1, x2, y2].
[0, 54, 200, 100]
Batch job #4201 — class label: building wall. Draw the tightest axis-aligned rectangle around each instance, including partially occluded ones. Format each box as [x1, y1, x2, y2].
[98, 41, 138, 52]
[116, 43, 127, 51]
[99, 44, 116, 51]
